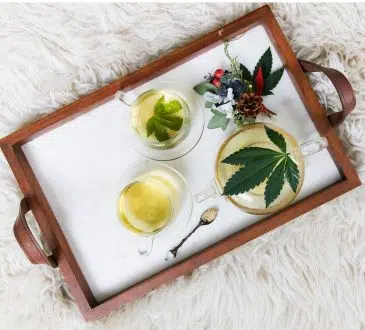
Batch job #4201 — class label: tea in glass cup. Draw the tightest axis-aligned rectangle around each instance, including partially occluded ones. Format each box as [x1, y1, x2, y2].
[118, 169, 178, 234]
[115, 82, 204, 161]
[195, 123, 328, 214]
[216, 123, 305, 214]
[117, 161, 193, 255]
[130, 89, 190, 149]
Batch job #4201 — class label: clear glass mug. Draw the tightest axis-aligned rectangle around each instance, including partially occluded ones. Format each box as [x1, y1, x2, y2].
[195, 123, 328, 214]
[115, 81, 204, 161]
[117, 161, 193, 255]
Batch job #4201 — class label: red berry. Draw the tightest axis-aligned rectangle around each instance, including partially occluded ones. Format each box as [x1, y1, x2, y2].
[214, 69, 224, 78]
[212, 78, 221, 88]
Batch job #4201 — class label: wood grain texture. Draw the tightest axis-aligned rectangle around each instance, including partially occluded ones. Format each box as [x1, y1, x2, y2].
[86, 177, 358, 321]
[0, 143, 97, 309]
[0, 5, 361, 321]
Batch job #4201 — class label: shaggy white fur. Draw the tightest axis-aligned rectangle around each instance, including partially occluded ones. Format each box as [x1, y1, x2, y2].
[0, 3, 365, 329]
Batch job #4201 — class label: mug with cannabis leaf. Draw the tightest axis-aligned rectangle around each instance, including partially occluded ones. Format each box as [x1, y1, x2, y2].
[195, 123, 328, 214]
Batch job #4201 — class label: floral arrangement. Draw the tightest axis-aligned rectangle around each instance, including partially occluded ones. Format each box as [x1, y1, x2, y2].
[193, 43, 284, 130]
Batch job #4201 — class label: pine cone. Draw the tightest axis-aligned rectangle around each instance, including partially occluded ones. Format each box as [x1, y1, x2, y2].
[236, 92, 276, 119]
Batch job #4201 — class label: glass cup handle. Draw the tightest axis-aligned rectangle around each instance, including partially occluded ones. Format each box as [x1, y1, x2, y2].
[115, 90, 137, 107]
[300, 136, 328, 157]
[194, 179, 221, 203]
[138, 235, 154, 256]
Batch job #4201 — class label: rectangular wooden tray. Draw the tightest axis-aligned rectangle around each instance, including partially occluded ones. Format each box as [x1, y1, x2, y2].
[1, 6, 361, 321]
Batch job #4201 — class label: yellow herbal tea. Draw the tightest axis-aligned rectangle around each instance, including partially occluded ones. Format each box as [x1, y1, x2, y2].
[117, 169, 179, 234]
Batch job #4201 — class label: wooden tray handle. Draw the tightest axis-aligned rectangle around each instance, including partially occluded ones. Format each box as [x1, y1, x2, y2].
[298, 59, 356, 128]
[13, 198, 57, 268]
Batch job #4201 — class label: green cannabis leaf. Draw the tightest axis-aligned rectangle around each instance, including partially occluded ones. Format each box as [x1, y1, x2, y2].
[285, 156, 300, 193]
[264, 158, 286, 207]
[146, 96, 183, 142]
[223, 157, 280, 196]
[222, 125, 300, 207]
[222, 147, 283, 166]
[239, 63, 253, 82]
[264, 126, 286, 152]
[253, 47, 273, 80]
[262, 67, 284, 96]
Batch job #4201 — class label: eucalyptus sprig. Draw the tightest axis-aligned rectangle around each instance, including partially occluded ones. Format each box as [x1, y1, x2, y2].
[222, 126, 300, 207]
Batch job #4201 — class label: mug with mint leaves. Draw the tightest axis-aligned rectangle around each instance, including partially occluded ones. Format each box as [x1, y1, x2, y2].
[115, 81, 204, 161]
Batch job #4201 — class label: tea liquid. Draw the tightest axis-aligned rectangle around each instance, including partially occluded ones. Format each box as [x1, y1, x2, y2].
[117, 169, 179, 234]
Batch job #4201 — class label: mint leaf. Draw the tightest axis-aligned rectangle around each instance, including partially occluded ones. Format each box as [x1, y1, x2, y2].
[253, 47, 272, 79]
[156, 102, 182, 116]
[156, 115, 183, 131]
[146, 117, 155, 137]
[265, 126, 287, 153]
[222, 147, 283, 165]
[265, 158, 286, 207]
[239, 63, 253, 82]
[147, 97, 183, 142]
[262, 67, 284, 96]
[154, 96, 165, 112]
[153, 120, 169, 142]
[223, 157, 280, 196]
[193, 82, 218, 95]
[164, 100, 182, 113]
[147, 114, 183, 141]
[285, 156, 300, 193]
[208, 109, 229, 130]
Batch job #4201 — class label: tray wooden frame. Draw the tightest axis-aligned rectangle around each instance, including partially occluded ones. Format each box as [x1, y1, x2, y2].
[0, 5, 361, 321]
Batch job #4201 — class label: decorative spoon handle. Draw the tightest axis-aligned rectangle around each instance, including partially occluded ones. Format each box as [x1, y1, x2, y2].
[169, 221, 203, 258]
[167, 208, 218, 260]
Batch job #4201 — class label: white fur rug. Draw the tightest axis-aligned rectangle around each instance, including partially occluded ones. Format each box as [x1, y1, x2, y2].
[1, 3, 365, 329]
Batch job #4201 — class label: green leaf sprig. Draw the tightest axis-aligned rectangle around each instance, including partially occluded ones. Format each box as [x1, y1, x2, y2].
[224, 42, 241, 79]
[222, 126, 300, 207]
[223, 44, 284, 96]
[146, 96, 183, 142]
[193, 83, 218, 96]
[208, 109, 230, 130]
[224, 44, 284, 96]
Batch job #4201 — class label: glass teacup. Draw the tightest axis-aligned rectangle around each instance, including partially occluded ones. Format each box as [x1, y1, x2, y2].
[195, 123, 328, 214]
[117, 161, 193, 255]
[115, 81, 204, 161]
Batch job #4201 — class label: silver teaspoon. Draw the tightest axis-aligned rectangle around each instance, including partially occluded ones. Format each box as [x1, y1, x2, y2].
[168, 208, 218, 259]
